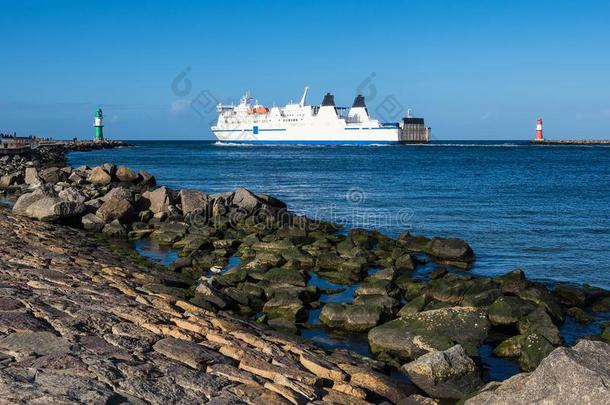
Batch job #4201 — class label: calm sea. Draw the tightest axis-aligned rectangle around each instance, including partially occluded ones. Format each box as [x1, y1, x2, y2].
[68, 141, 610, 289]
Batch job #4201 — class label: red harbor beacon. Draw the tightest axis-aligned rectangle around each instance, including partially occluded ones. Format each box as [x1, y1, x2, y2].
[535, 117, 544, 141]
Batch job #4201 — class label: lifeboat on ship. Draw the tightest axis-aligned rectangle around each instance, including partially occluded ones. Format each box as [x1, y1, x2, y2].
[248, 104, 269, 114]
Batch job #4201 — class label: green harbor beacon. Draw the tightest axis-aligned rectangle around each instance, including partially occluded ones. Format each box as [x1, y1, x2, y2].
[94, 108, 104, 142]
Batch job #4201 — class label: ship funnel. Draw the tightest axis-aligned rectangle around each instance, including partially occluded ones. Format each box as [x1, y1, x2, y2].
[321, 93, 335, 107]
[352, 94, 366, 108]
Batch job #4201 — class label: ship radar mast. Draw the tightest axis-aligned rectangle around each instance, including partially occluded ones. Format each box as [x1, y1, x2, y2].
[240, 91, 253, 105]
[299, 86, 309, 107]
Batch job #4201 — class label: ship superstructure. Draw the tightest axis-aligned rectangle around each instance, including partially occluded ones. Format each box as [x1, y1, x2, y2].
[211, 87, 429, 144]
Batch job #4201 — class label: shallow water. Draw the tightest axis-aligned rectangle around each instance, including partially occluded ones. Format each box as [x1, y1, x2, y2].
[134, 239, 179, 266]
[0, 195, 15, 208]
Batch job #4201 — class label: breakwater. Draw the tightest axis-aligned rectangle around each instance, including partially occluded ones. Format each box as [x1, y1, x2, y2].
[531, 139, 610, 145]
[1, 143, 609, 403]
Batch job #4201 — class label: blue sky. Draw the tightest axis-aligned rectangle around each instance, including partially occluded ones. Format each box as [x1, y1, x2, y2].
[1, 0, 610, 140]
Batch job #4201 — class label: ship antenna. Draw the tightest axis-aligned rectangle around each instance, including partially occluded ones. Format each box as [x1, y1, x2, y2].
[407, 108, 412, 118]
[299, 86, 309, 107]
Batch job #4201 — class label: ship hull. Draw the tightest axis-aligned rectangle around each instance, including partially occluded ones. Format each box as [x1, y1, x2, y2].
[212, 127, 404, 144]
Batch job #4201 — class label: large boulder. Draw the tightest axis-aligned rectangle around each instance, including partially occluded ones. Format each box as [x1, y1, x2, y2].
[88, 166, 112, 185]
[114, 166, 139, 183]
[487, 296, 535, 325]
[465, 340, 610, 405]
[517, 287, 564, 323]
[402, 345, 482, 399]
[81, 213, 105, 231]
[426, 238, 475, 268]
[141, 186, 171, 214]
[370, 306, 490, 363]
[0, 172, 24, 189]
[257, 192, 287, 210]
[24, 197, 85, 222]
[102, 219, 127, 238]
[38, 167, 65, 184]
[58, 187, 87, 203]
[195, 278, 232, 309]
[232, 187, 262, 213]
[319, 303, 382, 332]
[138, 169, 156, 186]
[151, 221, 189, 245]
[400, 234, 475, 268]
[591, 296, 610, 312]
[101, 186, 134, 203]
[518, 333, 555, 371]
[369, 319, 447, 366]
[495, 268, 530, 294]
[96, 197, 136, 224]
[517, 306, 562, 346]
[263, 295, 307, 322]
[180, 189, 209, 215]
[493, 333, 555, 371]
[261, 267, 307, 287]
[553, 284, 587, 307]
[13, 188, 84, 222]
[24, 167, 42, 186]
[426, 275, 474, 304]
[13, 188, 49, 215]
[352, 294, 398, 317]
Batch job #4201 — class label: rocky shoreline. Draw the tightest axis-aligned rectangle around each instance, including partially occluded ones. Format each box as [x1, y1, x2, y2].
[1, 144, 610, 404]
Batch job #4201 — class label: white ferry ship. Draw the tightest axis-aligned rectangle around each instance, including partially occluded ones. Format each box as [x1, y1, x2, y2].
[211, 87, 429, 144]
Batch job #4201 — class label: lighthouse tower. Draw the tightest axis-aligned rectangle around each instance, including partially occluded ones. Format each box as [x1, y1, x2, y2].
[94, 108, 104, 142]
[535, 117, 544, 141]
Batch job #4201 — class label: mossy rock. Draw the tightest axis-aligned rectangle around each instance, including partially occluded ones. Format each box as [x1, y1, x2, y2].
[423, 300, 453, 311]
[261, 267, 307, 287]
[395, 253, 415, 271]
[397, 295, 428, 317]
[601, 325, 610, 343]
[553, 284, 587, 307]
[399, 306, 490, 355]
[319, 303, 382, 332]
[218, 265, 248, 285]
[223, 287, 250, 305]
[252, 239, 295, 252]
[275, 226, 311, 245]
[517, 307, 562, 346]
[519, 333, 554, 371]
[355, 279, 392, 297]
[462, 288, 501, 307]
[566, 307, 593, 324]
[488, 296, 536, 325]
[495, 269, 529, 294]
[263, 296, 307, 322]
[316, 268, 361, 285]
[173, 234, 213, 251]
[268, 317, 299, 334]
[352, 294, 398, 316]
[317, 251, 344, 270]
[237, 282, 265, 299]
[335, 238, 356, 256]
[280, 247, 315, 268]
[368, 318, 454, 364]
[591, 297, 610, 312]
[493, 335, 525, 358]
[395, 276, 426, 300]
[517, 287, 564, 323]
[427, 278, 471, 304]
